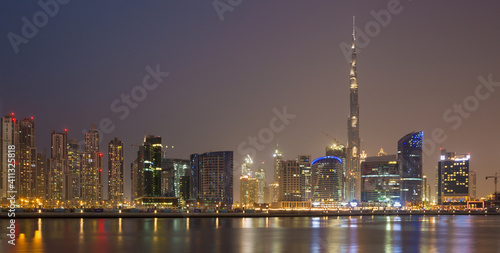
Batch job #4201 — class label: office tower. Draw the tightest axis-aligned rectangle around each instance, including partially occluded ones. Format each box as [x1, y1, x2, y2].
[108, 138, 124, 203]
[67, 139, 81, 200]
[326, 142, 347, 200]
[347, 17, 361, 202]
[279, 160, 303, 202]
[190, 151, 233, 205]
[267, 183, 279, 203]
[81, 124, 103, 203]
[161, 158, 190, 198]
[18, 117, 37, 201]
[131, 145, 144, 201]
[254, 165, 266, 203]
[470, 170, 477, 200]
[241, 154, 253, 177]
[437, 149, 470, 205]
[48, 129, 68, 201]
[0, 113, 17, 200]
[179, 175, 190, 201]
[297, 155, 312, 201]
[422, 174, 431, 202]
[35, 150, 47, 201]
[311, 156, 343, 203]
[360, 155, 400, 203]
[143, 135, 162, 197]
[398, 131, 423, 205]
[240, 176, 258, 205]
[273, 146, 283, 183]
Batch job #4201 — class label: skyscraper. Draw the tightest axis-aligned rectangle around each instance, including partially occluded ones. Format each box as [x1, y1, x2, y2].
[347, 17, 361, 202]
[437, 149, 470, 205]
[254, 165, 266, 203]
[398, 131, 423, 205]
[108, 137, 124, 203]
[470, 170, 477, 200]
[48, 129, 68, 201]
[240, 176, 258, 205]
[131, 145, 144, 201]
[0, 113, 16, 200]
[360, 155, 400, 203]
[279, 160, 304, 202]
[81, 124, 103, 203]
[241, 154, 253, 177]
[36, 150, 47, 201]
[311, 156, 344, 203]
[190, 151, 233, 206]
[67, 139, 81, 200]
[273, 146, 283, 184]
[18, 117, 37, 200]
[143, 135, 162, 197]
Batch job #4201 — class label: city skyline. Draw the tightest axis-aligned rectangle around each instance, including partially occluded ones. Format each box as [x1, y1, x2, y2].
[2, 1, 500, 201]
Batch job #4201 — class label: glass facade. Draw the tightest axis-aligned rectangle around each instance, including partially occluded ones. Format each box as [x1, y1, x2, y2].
[398, 131, 423, 204]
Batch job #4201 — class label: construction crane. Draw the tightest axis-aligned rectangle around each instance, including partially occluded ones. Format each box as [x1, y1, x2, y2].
[486, 172, 499, 197]
[321, 131, 339, 146]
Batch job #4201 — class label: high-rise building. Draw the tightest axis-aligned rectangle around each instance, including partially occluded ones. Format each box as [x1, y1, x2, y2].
[143, 135, 162, 197]
[67, 139, 81, 200]
[179, 175, 190, 201]
[347, 17, 361, 202]
[108, 138, 124, 203]
[131, 145, 144, 201]
[161, 158, 190, 198]
[35, 150, 47, 201]
[422, 174, 431, 202]
[241, 154, 253, 177]
[18, 117, 37, 201]
[240, 176, 258, 205]
[437, 149, 470, 205]
[273, 146, 283, 184]
[254, 165, 266, 203]
[279, 160, 304, 202]
[398, 131, 423, 205]
[48, 129, 68, 201]
[470, 170, 477, 200]
[0, 113, 17, 200]
[360, 155, 400, 203]
[326, 143, 347, 200]
[311, 156, 343, 203]
[190, 151, 233, 205]
[81, 124, 103, 203]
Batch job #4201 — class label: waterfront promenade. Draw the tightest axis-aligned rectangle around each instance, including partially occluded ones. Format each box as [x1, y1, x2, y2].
[1, 210, 497, 219]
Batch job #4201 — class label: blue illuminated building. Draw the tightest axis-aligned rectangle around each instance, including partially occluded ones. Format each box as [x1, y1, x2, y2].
[398, 131, 423, 205]
[311, 156, 344, 203]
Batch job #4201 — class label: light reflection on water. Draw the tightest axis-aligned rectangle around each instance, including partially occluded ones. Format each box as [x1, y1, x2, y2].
[2, 215, 500, 253]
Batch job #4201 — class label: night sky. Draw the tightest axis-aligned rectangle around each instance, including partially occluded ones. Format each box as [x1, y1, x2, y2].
[1, 1, 500, 201]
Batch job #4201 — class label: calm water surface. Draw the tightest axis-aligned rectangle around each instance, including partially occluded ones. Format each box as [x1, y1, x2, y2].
[1, 215, 500, 253]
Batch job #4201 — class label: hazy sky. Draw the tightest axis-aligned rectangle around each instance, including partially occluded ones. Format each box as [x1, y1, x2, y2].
[2, 1, 500, 201]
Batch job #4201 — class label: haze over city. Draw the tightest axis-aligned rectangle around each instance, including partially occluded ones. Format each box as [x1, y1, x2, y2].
[2, 0, 500, 201]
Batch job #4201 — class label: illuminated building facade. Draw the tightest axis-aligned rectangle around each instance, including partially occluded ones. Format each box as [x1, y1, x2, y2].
[0, 113, 17, 200]
[240, 176, 258, 205]
[254, 166, 266, 203]
[190, 151, 233, 205]
[470, 170, 476, 200]
[326, 143, 347, 200]
[143, 135, 162, 197]
[161, 158, 190, 198]
[108, 137, 124, 202]
[398, 131, 423, 205]
[279, 159, 307, 202]
[36, 150, 48, 201]
[131, 145, 144, 201]
[347, 17, 361, 202]
[18, 117, 37, 200]
[48, 129, 68, 201]
[81, 124, 103, 203]
[67, 138, 81, 200]
[311, 156, 343, 203]
[437, 149, 470, 205]
[360, 155, 400, 203]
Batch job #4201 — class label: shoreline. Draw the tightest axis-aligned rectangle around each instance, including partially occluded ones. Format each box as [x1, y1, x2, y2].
[1, 210, 497, 219]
